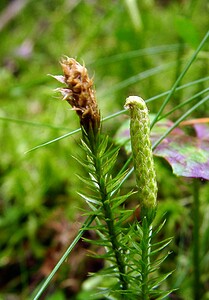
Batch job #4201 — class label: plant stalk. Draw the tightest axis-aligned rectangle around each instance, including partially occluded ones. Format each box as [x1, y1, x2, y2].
[193, 179, 200, 300]
[86, 133, 129, 294]
[141, 218, 152, 300]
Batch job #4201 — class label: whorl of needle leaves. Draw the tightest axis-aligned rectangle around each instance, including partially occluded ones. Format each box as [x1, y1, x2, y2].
[53, 57, 100, 135]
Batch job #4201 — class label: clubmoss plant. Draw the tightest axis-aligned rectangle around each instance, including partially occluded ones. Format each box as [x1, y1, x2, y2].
[53, 57, 132, 297]
[47, 58, 172, 299]
[124, 96, 172, 300]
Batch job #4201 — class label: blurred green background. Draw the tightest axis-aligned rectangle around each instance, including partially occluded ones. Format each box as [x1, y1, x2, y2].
[0, 0, 209, 299]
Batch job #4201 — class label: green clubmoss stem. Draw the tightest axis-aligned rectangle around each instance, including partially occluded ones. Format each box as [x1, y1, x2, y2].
[84, 133, 129, 294]
[53, 57, 128, 295]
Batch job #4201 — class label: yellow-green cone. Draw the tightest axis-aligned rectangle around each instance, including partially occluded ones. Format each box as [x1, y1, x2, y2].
[125, 96, 157, 221]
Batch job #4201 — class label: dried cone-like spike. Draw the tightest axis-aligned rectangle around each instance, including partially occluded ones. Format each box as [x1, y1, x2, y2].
[53, 57, 100, 136]
[125, 96, 157, 222]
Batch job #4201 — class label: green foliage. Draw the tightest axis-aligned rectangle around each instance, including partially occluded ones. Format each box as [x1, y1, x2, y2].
[78, 132, 132, 294]
[174, 16, 200, 48]
[73, 128, 172, 299]
[0, 0, 209, 299]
